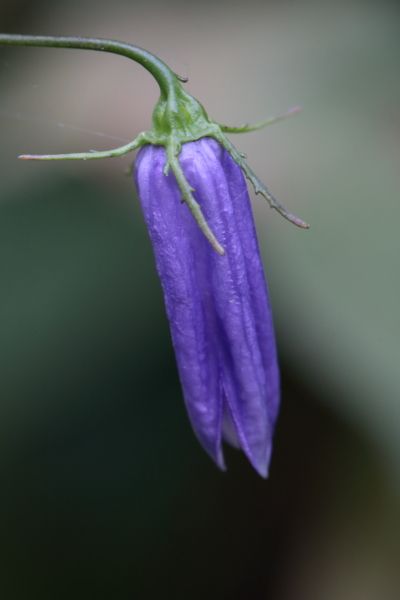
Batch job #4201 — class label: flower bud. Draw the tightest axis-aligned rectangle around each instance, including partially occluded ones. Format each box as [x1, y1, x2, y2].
[135, 137, 280, 476]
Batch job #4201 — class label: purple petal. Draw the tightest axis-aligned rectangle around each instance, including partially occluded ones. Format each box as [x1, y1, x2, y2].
[135, 138, 279, 476]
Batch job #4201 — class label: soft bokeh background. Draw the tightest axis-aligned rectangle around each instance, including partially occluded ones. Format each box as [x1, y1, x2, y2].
[1, 1, 399, 598]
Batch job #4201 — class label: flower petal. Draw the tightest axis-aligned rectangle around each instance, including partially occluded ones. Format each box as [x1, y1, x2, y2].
[135, 138, 280, 476]
[135, 144, 225, 468]
[178, 139, 279, 476]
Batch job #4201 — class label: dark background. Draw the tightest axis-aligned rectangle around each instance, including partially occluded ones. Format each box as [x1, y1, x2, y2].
[1, 1, 399, 598]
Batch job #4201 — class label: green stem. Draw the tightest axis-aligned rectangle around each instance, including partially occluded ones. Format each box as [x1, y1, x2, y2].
[0, 34, 177, 99]
[0, 33, 309, 245]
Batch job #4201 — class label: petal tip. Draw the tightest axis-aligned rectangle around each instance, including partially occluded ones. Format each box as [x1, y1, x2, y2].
[252, 461, 270, 479]
[244, 441, 273, 479]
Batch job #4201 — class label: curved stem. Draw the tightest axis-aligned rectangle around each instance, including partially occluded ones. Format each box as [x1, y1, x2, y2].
[0, 34, 177, 98]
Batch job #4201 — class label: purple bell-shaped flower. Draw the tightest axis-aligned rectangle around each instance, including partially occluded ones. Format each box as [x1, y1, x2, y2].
[136, 138, 280, 476]
[0, 33, 308, 475]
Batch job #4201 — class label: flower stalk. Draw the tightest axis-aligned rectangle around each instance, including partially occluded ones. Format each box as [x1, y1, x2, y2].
[0, 33, 309, 255]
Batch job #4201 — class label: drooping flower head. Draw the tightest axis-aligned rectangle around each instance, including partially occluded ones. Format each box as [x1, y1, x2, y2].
[136, 138, 280, 476]
[0, 34, 309, 475]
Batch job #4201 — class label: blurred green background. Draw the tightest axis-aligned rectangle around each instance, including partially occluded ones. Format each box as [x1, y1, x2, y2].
[1, 0, 399, 598]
